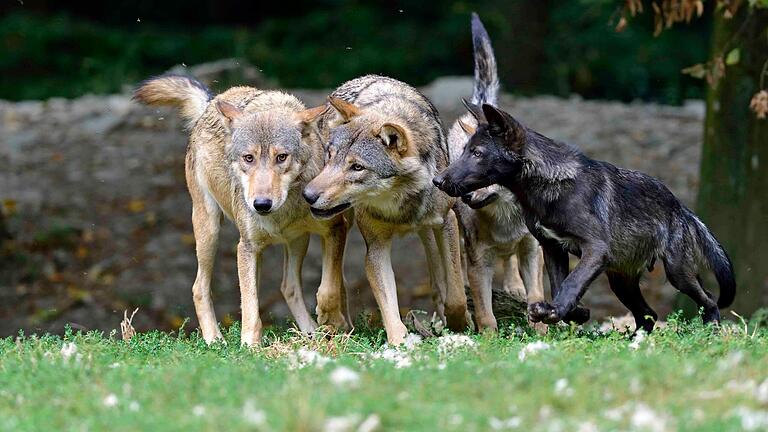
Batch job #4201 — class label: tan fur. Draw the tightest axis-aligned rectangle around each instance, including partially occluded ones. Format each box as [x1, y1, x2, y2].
[136, 77, 352, 346]
[306, 75, 468, 345]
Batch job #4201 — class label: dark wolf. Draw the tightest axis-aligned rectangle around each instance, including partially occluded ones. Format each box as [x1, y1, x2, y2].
[447, 13, 549, 332]
[433, 103, 736, 332]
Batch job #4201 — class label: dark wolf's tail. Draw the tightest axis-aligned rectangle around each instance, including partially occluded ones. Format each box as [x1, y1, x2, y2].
[690, 213, 736, 308]
[133, 74, 213, 129]
[470, 13, 499, 106]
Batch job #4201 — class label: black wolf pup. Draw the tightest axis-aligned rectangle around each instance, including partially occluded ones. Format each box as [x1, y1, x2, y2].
[433, 103, 736, 331]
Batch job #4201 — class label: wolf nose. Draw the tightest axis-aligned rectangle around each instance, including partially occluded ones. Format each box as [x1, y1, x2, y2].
[303, 189, 319, 205]
[432, 175, 445, 189]
[253, 198, 273, 213]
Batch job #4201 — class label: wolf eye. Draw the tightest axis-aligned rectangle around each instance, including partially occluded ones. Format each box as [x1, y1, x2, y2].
[472, 149, 483, 158]
[243, 154, 254, 163]
[276, 153, 288, 163]
[350, 163, 365, 172]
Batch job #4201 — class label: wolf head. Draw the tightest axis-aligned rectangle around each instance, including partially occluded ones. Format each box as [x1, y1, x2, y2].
[303, 97, 427, 219]
[216, 100, 326, 214]
[434, 101, 526, 198]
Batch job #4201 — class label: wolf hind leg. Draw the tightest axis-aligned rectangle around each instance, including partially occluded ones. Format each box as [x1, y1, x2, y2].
[664, 257, 720, 324]
[606, 271, 657, 333]
[282, 234, 318, 334]
[418, 228, 447, 325]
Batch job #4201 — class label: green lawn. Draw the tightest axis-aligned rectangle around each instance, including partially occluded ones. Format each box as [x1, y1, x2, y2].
[1, 315, 767, 431]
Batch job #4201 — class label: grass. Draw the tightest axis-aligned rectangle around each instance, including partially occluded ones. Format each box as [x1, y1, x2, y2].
[0, 314, 767, 431]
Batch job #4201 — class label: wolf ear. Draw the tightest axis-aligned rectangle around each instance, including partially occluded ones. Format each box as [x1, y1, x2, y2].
[458, 118, 476, 135]
[378, 123, 408, 154]
[461, 98, 486, 123]
[215, 100, 242, 131]
[295, 105, 330, 137]
[481, 104, 525, 150]
[328, 97, 361, 124]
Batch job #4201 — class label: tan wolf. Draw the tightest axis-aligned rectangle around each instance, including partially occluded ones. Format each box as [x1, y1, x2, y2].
[303, 75, 468, 345]
[134, 75, 351, 346]
[447, 13, 545, 331]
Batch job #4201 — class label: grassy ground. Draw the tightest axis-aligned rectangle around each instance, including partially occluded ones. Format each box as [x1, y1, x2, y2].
[1, 314, 767, 431]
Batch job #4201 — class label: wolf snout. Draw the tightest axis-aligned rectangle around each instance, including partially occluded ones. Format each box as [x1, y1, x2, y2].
[432, 174, 446, 189]
[302, 188, 320, 205]
[252, 198, 273, 213]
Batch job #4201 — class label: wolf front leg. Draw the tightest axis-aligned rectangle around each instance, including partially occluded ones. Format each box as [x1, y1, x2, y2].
[434, 209, 468, 332]
[190, 194, 224, 344]
[281, 234, 318, 334]
[237, 239, 263, 347]
[532, 244, 606, 324]
[362, 230, 407, 345]
[316, 218, 351, 331]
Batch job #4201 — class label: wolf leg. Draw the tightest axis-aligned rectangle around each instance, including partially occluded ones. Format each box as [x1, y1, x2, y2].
[362, 232, 407, 345]
[536, 238, 590, 324]
[190, 196, 224, 344]
[606, 271, 657, 333]
[466, 246, 497, 332]
[316, 220, 351, 331]
[502, 255, 525, 299]
[238, 239, 263, 347]
[664, 258, 720, 324]
[531, 245, 605, 324]
[434, 209, 469, 332]
[515, 235, 544, 304]
[281, 234, 318, 334]
[418, 228, 447, 324]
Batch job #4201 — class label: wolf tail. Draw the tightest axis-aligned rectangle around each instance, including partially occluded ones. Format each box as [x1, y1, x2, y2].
[690, 213, 736, 308]
[133, 74, 213, 129]
[470, 12, 499, 106]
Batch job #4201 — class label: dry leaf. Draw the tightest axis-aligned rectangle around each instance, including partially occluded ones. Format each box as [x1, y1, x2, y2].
[750, 90, 768, 119]
[121, 308, 138, 341]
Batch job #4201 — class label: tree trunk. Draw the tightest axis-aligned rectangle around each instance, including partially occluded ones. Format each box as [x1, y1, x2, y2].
[697, 7, 768, 316]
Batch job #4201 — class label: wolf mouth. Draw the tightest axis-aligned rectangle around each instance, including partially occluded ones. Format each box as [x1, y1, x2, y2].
[462, 192, 499, 209]
[310, 202, 351, 219]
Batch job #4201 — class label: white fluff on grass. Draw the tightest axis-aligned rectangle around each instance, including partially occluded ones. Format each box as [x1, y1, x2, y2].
[436, 334, 476, 355]
[287, 349, 331, 370]
[242, 399, 267, 426]
[192, 405, 206, 417]
[60, 342, 77, 360]
[733, 407, 768, 431]
[323, 414, 360, 432]
[403, 333, 422, 350]
[489, 416, 521, 430]
[628, 329, 647, 351]
[630, 403, 667, 432]
[554, 378, 574, 397]
[518, 341, 551, 361]
[329, 366, 360, 388]
[102, 394, 118, 408]
[756, 379, 768, 404]
[370, 347, 412, 369]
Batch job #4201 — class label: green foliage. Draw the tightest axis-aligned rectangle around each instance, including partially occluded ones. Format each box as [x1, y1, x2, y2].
[0, 2, 711, 103]
[0, 318, 767, 431]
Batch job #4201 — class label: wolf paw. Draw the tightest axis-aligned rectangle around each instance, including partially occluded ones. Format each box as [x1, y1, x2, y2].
[563, 306, 591, 325]
[529, 302, 562, 324]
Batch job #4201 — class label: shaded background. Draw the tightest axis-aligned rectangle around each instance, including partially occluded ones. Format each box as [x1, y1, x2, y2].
[1, 1, 764, 337]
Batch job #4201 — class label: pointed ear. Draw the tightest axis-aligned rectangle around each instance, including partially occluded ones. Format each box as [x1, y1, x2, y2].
[461, 98, 486, 123]
[215, 100, 242, 130]
[296, 104, 330, 124]
[378, 123, 408, 154]
[328, 97, 361, 123]
[458, 118, 476, 135]
[481, 104, 525, 149]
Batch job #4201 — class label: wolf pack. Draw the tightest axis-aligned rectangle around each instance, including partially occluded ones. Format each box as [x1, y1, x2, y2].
[134, 13, 735, 347]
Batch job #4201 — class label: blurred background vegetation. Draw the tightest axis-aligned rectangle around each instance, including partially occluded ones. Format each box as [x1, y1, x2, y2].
[0, 0, 711, 103]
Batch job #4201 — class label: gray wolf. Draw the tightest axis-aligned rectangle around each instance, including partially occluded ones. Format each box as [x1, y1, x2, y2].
[433, 102, 735, 332]
[134, 75, 352, 346]
[447, 13, 546, 332]
[303, 75, 467, 345]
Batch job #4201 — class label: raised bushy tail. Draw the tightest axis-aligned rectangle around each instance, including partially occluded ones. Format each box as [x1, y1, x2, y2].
[692, 214, 736, 308]
[470, 12, 499, 106]
[133, 74, 213, 129]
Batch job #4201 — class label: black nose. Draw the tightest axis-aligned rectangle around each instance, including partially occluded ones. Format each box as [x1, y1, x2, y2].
[253, 198, 273, 212]
[303, 189, 319, 205]
[432, 175, 445, 188]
